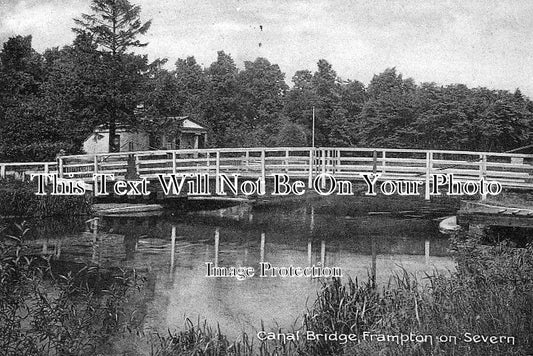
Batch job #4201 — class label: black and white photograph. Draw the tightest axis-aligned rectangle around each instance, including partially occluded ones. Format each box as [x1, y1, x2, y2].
[0, 0, 532, 355]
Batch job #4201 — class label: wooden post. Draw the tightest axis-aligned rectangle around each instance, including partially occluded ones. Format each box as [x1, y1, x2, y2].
[58, 157, 64, 178]
[321, 149, 326, 174]
[324, 150, 331, 172]
[261, 149, 266, 184]
[135, 155, 140, 177]
[285, 150, 289, 173]
[93, 156, 98, 175]
[372, 150, 377, 174]
[336, 149, 340, 174]
[44, 163, 49, 175]
[480, 154, 487, 201]
[382, 151, 386, 174]
[215, 151, 220, 193]
[321, 149, 326, 188]
[425, 151, 433, 200]
[172, 151, 177, 174]
[308, 148, 314, 188]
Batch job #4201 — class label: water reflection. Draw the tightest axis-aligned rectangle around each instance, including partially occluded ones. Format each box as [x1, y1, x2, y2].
[22, 203, 455, 339]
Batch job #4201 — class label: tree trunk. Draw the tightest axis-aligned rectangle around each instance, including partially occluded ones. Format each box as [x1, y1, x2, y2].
[109, 112, 117, 152]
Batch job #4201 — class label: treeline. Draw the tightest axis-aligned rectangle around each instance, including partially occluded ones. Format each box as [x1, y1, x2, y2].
[1, 34, 532, 162]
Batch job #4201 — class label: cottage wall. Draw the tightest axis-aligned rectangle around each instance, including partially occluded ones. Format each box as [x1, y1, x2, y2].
[83, 129, 150, 154]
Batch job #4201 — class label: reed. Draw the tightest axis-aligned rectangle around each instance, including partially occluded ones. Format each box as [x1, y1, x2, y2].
[0, 223, 140, 356]
[151, 236, 532, 356]
[0, 178, 91, 217]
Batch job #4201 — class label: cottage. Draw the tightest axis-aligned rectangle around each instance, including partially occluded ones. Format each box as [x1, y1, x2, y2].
[83, 116, 208, 154]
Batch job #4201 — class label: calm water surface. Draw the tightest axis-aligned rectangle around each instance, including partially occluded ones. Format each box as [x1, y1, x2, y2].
[23, 200, 455, 339]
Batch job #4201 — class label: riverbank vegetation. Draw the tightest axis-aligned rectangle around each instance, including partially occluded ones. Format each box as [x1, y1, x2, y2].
[1, 0, 532, 162]
[0, 223, 141, 356]
[150, 234, 532, 356]
[0, 179, 91, 217]
[1, 220, 531, 355]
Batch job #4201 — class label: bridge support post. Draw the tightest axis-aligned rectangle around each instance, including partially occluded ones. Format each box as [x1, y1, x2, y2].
[215, 151, 220, 193]
[0, 165, 5, 179]
[285, 150, 289, 173]
[172, 151, 177, 175]
[372, 150, 377, 173]
[93, 156, 98, 175]
[480, 154, 487, 201]
[424, 151, 433, 200]
[308, 149, 314, 188]
[58, 157, 64, 178]
[261, 149, 266, 185]
[382, 151, 386, 174]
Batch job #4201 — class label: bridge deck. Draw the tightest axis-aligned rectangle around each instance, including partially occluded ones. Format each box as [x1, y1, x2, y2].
[457, 201, 533, 228]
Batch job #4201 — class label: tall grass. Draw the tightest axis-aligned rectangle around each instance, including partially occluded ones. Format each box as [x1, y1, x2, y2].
[150, 235, 533, 356]
[0, 178, 91, 217]
[300, 235, 533, 356]
[0, 223, 140, 356]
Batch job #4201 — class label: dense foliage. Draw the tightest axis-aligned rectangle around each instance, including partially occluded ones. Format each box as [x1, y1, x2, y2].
[0, 1, 532, 162]
[0, 179, 91, 217]
[0, 223, 140, 356]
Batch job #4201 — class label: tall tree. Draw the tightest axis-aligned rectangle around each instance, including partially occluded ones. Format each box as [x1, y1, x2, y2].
[73, 0, 151, 152]
[358, 68, 417, 147]
[237, 57, 288, 145]
[174, 56, 208, 119]
[202, 51, 241, 147]
[284, 70, 316, 143]
[0, 35, 58, 161]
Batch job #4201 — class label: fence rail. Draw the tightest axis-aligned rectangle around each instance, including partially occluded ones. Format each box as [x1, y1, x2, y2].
[1, 147, 532, 199]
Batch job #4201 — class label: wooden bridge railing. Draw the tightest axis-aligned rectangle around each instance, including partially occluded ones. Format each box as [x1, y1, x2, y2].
[1, 147, 532, 199]
[0, 161, 57, 181]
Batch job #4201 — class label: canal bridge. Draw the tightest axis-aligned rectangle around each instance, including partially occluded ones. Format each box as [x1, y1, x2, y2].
[1, 147, 532, 200]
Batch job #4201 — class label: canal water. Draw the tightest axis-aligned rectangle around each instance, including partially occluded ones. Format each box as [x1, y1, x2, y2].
[21, 198, 455, 343]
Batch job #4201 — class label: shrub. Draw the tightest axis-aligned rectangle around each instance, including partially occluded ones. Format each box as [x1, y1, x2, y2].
[0, 223, 140, 356]
[0, 178, 91, 217]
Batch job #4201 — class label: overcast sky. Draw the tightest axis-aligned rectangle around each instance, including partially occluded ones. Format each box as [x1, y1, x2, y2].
[1, 0, 532, 96]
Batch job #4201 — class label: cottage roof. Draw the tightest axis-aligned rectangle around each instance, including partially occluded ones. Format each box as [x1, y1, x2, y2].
[139, 116, 207, 134]
[90, 116, 207, 135]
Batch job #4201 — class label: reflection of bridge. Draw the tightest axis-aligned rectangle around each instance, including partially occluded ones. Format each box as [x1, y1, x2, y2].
[29, 216, 440, 281]
[1, 147, 532, 199]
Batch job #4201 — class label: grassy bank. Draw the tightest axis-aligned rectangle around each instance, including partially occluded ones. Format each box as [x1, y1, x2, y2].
[0, 178, 91, 217]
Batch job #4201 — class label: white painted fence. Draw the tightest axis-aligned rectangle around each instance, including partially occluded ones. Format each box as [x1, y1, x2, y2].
[1, 147, 532, 199]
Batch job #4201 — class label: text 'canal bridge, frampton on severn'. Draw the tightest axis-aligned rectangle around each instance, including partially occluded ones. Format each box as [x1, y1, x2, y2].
[1, 147, 532, 200]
